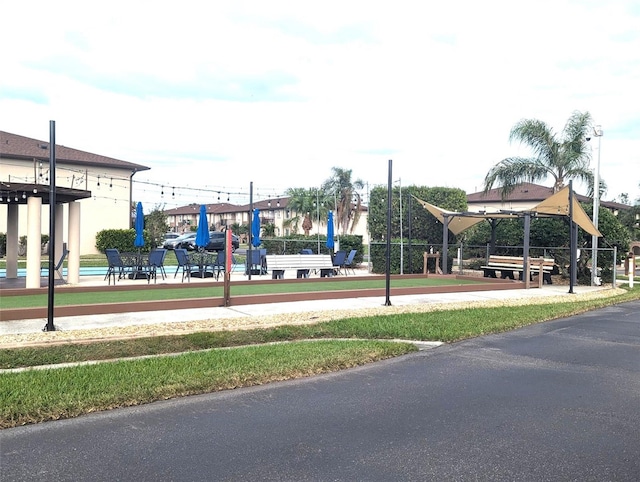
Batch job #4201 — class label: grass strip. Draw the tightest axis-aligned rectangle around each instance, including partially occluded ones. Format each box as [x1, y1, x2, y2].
[0, 277, 481, 309]
[1, 286, 637, 429]
[2, 286, 638, 370]
[0, 340, 414, 428]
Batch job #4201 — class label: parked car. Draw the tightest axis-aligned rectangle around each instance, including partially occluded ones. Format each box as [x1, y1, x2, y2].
[166, 232, 196, 250]
[163, 232, 180, 246]
[186, 231, 240, 252]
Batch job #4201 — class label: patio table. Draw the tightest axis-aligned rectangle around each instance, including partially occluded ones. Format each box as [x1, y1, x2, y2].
[188, 251, 216, 278]
[121, 252, 150, 280]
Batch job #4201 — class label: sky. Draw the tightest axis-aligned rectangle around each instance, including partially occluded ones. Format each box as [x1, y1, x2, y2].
[2, 0, 639, 211]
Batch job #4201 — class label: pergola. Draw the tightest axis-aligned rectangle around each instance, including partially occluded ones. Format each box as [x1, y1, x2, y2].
[2, 181, 91, 288]
[414, 185, 602, 288]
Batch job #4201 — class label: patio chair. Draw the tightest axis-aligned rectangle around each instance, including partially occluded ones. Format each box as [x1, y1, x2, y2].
[41, 242, 69, 280]
[246, 249, 267, 275]
[332, 250, 347, 276]
[343, 249, 357, 275]
[174, 248, 192, 282]
[148, 248, 168, 283]
[212, 251, 226, 280]
[105, 248, 127, 285]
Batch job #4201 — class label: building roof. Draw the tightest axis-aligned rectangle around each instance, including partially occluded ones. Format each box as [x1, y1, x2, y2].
[467, 182, 554, 203]
[164, 198, 292, 216]
[466, 182, 629, 211]
[0, 130, 149, 172]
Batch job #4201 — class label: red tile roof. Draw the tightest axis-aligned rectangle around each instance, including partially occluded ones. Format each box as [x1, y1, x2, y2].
[0, 130, 149, 172]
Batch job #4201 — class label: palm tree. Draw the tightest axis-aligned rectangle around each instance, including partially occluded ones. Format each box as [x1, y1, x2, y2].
[284, 187, 328, 232]
[484, 111, 599, 198]
[321, 167, 364, 234]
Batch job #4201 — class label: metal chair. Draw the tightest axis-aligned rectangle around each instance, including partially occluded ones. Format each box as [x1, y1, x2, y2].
[41, 242, 69, 280]
[343, 249, 357, 275]
[332, 250, 347, 275]
[148, 248, 168, 283]
[105, 249, 127, 285]
[173, 248, 191, 282]
[246, 249, 267, 275]
[212, 251, 226, 280]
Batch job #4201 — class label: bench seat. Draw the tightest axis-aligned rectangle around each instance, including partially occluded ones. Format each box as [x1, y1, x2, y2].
[481, 255, 555, 284]
[265, 254, 335, 279]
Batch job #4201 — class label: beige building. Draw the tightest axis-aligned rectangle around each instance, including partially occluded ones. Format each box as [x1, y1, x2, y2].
[1, 130, 148, 287]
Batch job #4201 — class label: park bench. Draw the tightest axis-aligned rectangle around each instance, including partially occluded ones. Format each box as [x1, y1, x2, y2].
[265, 254, 335, 279]
[481, 255, 555, 286]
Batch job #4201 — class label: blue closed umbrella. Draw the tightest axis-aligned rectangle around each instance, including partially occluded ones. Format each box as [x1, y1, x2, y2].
[251, 209, 261, 247]
[134, 202, 145, 249]
[326, 210, 335, 250]
[195, 205, 210, 250]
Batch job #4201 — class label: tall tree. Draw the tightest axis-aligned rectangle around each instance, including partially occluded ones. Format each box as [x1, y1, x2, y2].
[146, 204, 170, 248]
[321, 167, 364, 234]
[484, 111, 599, 198]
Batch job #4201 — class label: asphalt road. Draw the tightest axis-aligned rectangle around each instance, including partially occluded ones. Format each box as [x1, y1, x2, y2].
[2, 300, 639, 481]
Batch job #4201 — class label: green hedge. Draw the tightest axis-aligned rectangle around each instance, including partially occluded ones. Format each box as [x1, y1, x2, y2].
[95, 229, 150, 253]
[260, 234, 364, 264]
[370, 241, 453, 274]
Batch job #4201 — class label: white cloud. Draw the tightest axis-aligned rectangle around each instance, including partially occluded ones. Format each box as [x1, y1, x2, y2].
[2, 0, 639, 209]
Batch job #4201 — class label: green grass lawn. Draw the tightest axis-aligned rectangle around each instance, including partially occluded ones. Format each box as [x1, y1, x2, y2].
[1, 277, 482, 309]
[1, 285, 638, 428]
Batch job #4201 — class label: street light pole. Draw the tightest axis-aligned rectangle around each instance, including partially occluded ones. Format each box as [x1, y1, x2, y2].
[591, 125, 603, 286]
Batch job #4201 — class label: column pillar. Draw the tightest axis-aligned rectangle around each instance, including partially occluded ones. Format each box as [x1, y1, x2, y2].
[25, 196, 42, 289]
[54, 203, 64, 279]
[67, 201, 81, 284]
[6, 204, 19, 279]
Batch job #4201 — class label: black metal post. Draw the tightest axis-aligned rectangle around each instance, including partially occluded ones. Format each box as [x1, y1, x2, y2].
[569, 181, 576, 294]
[523, 212, 530, 279]
[248, 182, 253, 281]
[45, 120, 56, 331]
[384, 160, 392, 306]
[407, 193, 412, 273]
[442, 215, 449, 275]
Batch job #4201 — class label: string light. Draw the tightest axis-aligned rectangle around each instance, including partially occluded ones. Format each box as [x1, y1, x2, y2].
[97, 176, 101, 188]
[109, 178, 113, 190]
[22, 192, 26, 199]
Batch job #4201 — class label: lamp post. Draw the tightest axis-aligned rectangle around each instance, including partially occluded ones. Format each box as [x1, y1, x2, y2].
[590, 125, 603, 286]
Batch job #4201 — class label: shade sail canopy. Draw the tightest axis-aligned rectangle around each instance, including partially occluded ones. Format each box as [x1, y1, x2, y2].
[413, 185, 602, 237]
[412, 198, 484, 235]
[531, 186, 602, 237]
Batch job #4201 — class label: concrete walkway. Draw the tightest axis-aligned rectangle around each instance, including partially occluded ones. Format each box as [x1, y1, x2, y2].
[0, 281, 613, 337]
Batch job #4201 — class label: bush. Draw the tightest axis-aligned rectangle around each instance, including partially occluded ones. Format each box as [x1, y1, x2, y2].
[260, 234, 364, 264]
[96, 229, 150, 253]
[370, 240, 453, 274]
